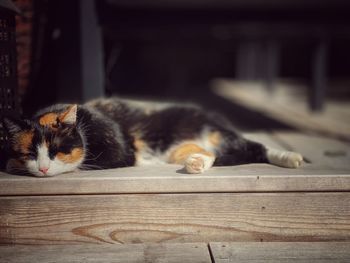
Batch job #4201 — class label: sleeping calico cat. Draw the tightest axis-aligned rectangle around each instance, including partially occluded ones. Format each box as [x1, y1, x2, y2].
[3, 97, 303, 177]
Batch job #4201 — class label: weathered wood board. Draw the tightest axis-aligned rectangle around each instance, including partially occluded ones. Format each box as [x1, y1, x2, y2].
[0, 165, 349, 195]
[209, 242, 350, 263]
[0, 243, 211, 263]
[1, 242, 350, 263]
[1, 193, 349, 245]
[213, 79, 350, 141]
[1, 132, 349, 196]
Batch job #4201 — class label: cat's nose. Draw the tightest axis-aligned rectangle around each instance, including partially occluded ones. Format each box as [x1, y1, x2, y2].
[39, 167, 49, 174]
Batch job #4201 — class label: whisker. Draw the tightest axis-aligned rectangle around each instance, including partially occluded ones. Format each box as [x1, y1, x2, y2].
[79, 164, 104, 170]
[83, 151, 103, 162]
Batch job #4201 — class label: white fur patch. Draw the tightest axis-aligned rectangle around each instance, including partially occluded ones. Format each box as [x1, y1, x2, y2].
[135, 147, 165, 166]
[185, 153, 215, 174]
[267, 148, 303, 168]
[26, 143, 83, 177]
[135, 127, 219, 170]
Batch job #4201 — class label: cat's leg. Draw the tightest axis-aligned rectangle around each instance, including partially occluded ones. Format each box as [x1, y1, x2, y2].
[6, 159, 27, 175]
[168, 143, 215, 174]
[265, 148, 303, 168]
[214, 137, 303, 168]
[185, 153, 215, 174]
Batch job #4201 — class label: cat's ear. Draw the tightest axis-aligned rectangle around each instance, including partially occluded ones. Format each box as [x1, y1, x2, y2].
[59, 105, 78, 125]
[2, 117, 28, 135]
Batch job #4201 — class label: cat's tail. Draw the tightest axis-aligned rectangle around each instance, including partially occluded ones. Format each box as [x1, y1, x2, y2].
[213, 138, 303, 168]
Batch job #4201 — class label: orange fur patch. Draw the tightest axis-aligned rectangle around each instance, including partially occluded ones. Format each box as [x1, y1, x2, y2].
[39, 113, 58, 126]
[209, 131, 222, 147]
[56, 148, 84, 163]
[133, 137, 148, 161]
[13, 131, 34, 154]
[168, 143, 214, 164]
[134, 138, 147, 152]
[39, 106, 76, 128]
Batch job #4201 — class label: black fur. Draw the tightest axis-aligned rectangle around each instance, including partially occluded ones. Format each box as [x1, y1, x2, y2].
[80, 98, 268, 168]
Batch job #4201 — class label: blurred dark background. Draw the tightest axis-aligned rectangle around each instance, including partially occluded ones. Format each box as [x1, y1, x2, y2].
[12, 0, 350, 129]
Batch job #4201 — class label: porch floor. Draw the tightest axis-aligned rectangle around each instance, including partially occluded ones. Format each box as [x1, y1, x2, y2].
[0, 132, 349, 262]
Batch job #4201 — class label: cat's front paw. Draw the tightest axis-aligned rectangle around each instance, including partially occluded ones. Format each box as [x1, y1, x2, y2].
[185, 155, 205, 174]
[185, 153, 215, 174]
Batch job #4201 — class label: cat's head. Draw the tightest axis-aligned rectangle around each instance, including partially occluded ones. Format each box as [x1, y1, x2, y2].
[3, 105, 84, 177]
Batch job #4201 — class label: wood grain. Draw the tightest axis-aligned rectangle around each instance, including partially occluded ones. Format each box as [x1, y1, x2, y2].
[209, 242, 350, 263]
[0, 243, 211, 263]
[1, 193, 349, 245]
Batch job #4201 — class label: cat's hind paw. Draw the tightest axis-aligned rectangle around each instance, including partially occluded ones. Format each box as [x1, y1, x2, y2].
[287, 152, 303, 168]
[267, 149, 303, 168]
[185, 153, 215, 174]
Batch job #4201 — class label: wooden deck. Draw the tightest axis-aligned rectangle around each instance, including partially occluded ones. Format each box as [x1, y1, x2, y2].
[212, 79, 350, 141]
[0, 132, 350, 261]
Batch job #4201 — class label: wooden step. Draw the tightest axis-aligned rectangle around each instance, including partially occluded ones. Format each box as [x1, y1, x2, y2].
[1, 242, 350, 263]
[1, 132, 349, 196]
[0, 243, 211, 263]
[0, 132, 349, 245]
[210, 242, 350, 263]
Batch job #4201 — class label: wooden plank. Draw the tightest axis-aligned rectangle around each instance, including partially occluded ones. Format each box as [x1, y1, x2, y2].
[1, 165, 350, 195]
[213, 79, 350, 141]
[274, 132, 350, 170]
[1, 193, 349, 245]
[210, 242, 350, 263]
[0, 243, 211, 263]
[1, 132, 349, 195]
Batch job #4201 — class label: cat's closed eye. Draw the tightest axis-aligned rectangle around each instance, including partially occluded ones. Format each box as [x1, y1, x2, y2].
[57, 144, 73, 153]
[48, 147, 58, 159]
[49, 144, 73, 158]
